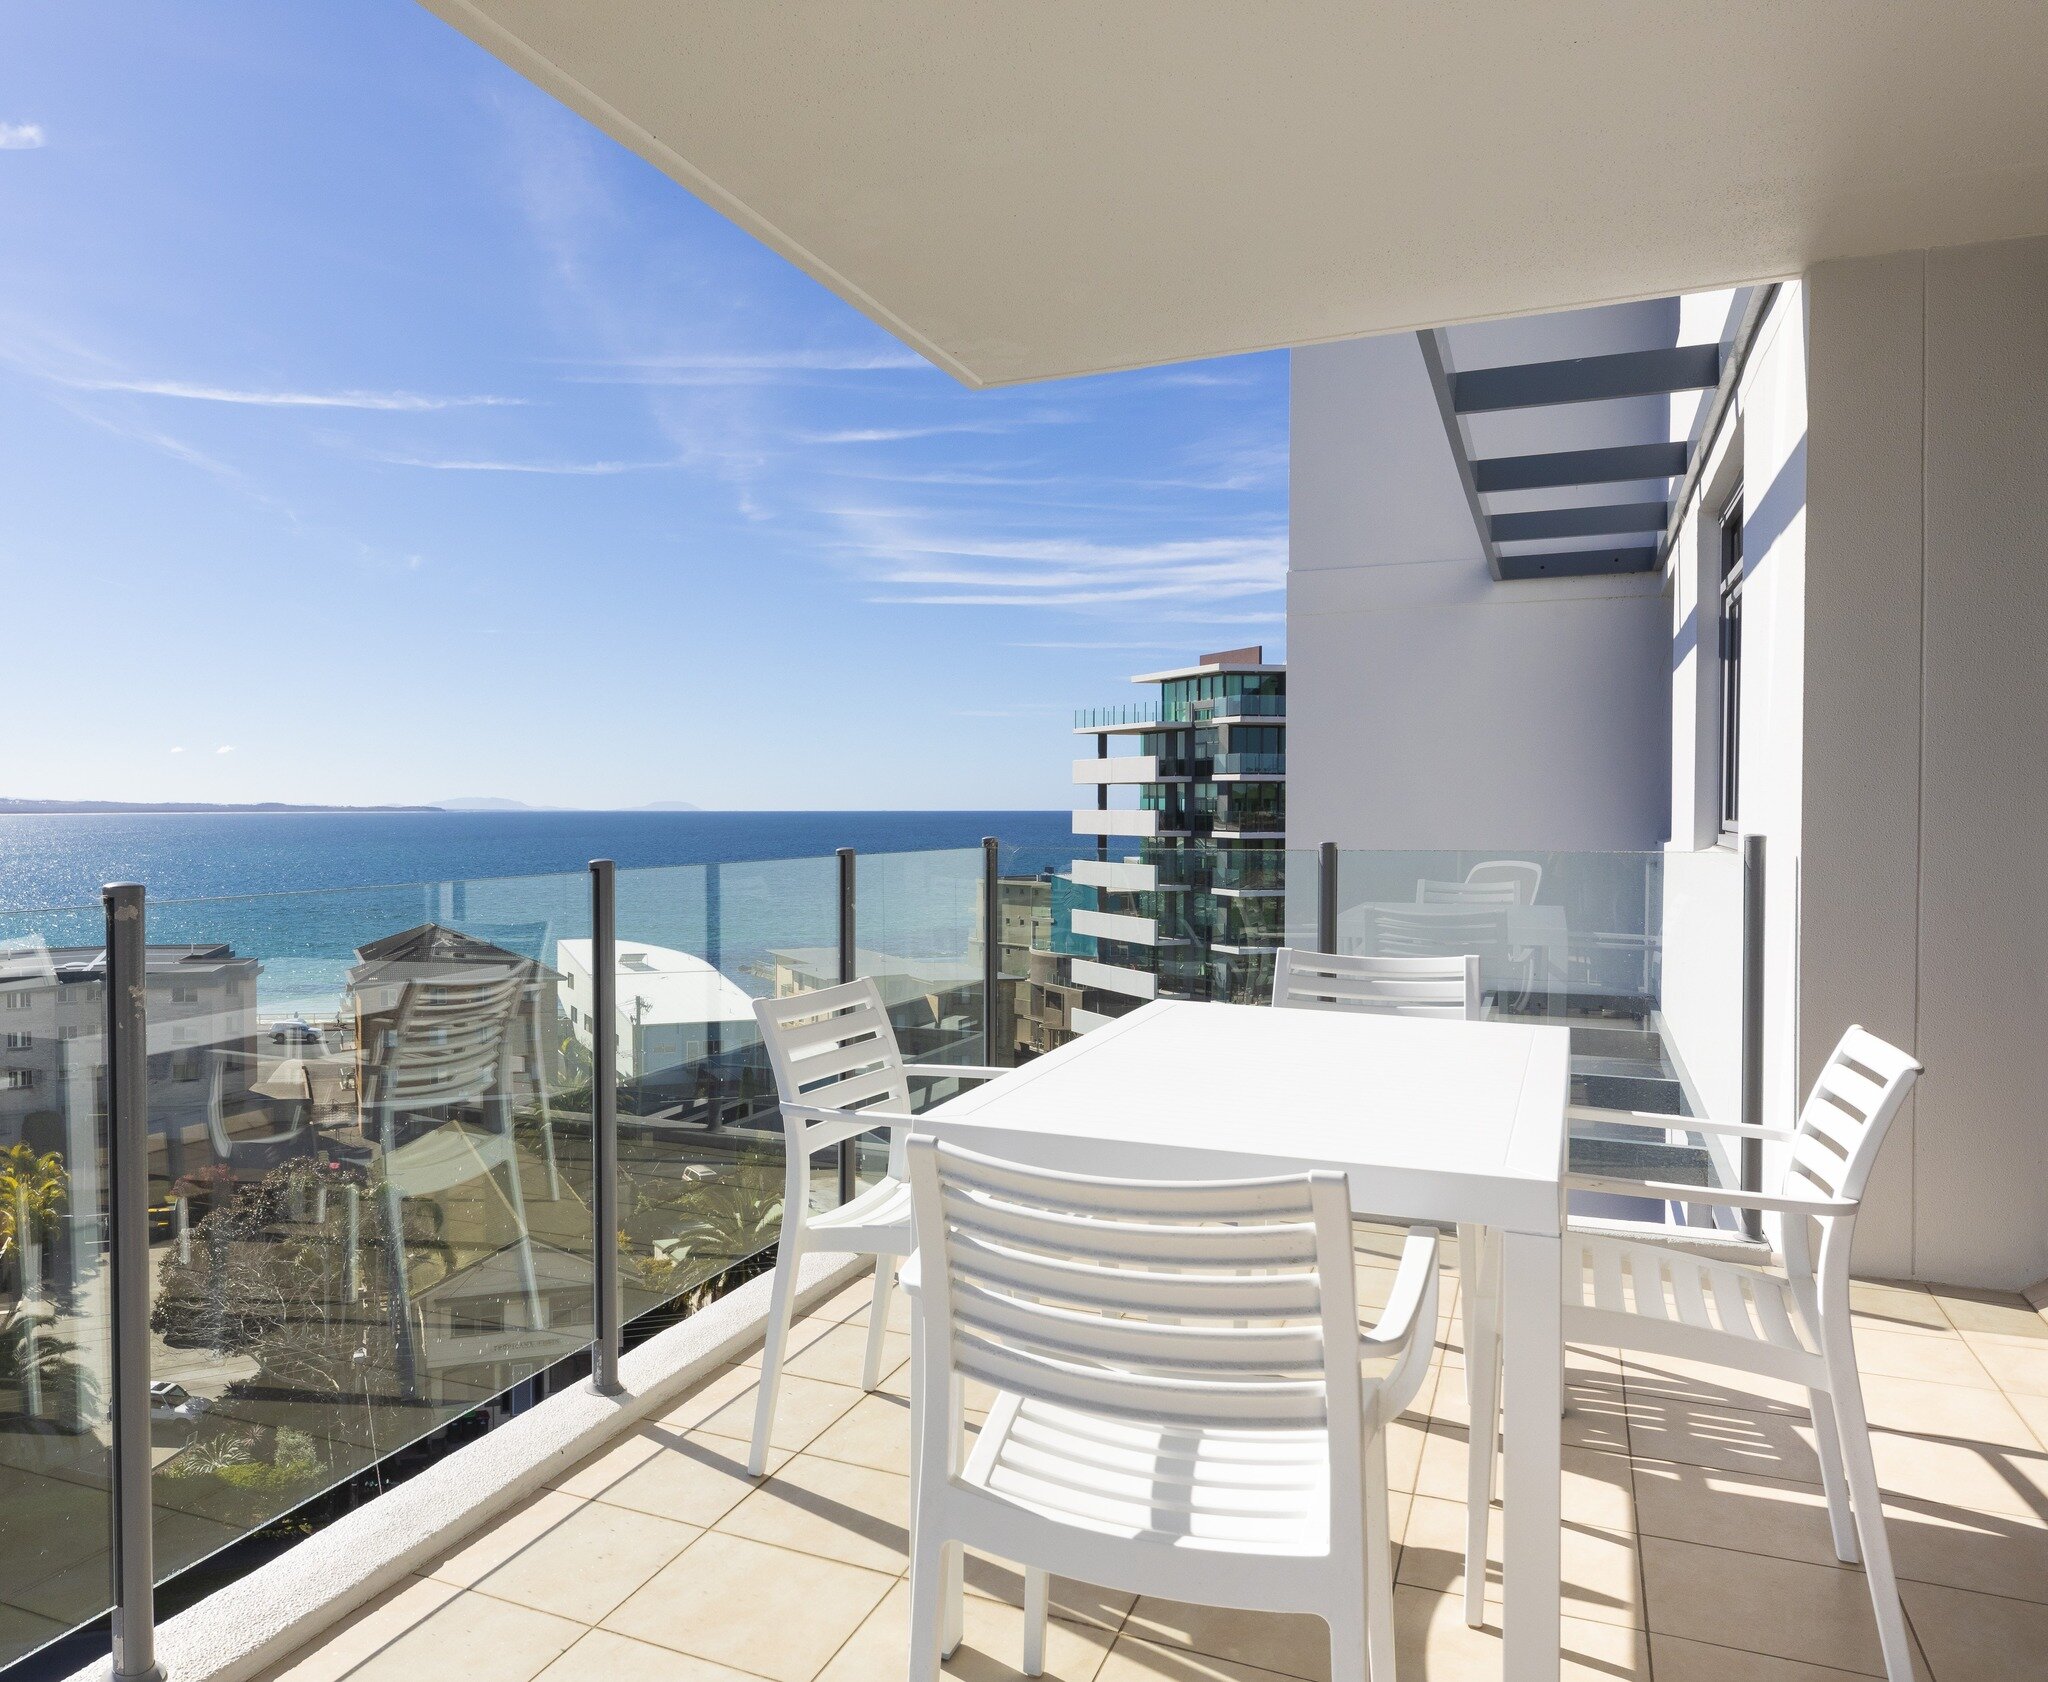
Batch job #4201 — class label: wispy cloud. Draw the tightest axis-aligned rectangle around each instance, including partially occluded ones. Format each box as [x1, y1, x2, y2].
[369, 451, 675, 475]
[69, 377, 524, 410]
[839, 513, 1286, 610]
[564, 348, 930, 386]
[214, 745, 235, 755]
[950, 704, 1072, 719]
[1148, 369, 1256, 389]
[168, 746, 186, 755]
[824, 467, 1055, 487]
[0, 122, 46, 149]
[801, 422, 1012, 444]
[1010, 640, 1194, 651]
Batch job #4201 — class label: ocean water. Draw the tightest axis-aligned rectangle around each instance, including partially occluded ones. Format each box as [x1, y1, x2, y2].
[0, 810, 1076, 1017]
[0, 809, 1072, 911]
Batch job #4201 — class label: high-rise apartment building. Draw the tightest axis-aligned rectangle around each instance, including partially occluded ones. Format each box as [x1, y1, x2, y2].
[1064, 647, 1286, 1032]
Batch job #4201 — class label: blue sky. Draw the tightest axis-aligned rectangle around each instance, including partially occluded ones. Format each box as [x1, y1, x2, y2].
[1, 3, 1286, 812]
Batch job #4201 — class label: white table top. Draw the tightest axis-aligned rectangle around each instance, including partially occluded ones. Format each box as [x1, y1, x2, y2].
[921, 999, 1571, 1235]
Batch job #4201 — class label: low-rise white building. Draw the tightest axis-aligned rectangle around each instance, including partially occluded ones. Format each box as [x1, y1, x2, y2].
[555, 939, 756, 1081]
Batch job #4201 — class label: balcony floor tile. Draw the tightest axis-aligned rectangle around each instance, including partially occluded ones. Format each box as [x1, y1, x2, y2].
[243, 1244, 2048, 1682]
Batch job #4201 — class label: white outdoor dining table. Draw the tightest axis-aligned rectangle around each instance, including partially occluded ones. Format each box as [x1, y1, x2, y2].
[915, 997, 1571, 1682]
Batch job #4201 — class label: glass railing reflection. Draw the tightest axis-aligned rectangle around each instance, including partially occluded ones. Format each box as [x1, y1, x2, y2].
[0, 916, 114, 1673]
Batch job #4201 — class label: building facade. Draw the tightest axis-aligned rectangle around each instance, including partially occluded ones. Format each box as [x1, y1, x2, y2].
[1065, 649, 1287, 1031]
[1287, 247, 2048, 1289]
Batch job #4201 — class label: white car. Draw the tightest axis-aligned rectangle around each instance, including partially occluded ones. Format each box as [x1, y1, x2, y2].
[268, 1018, 323, 1048]
[149, 1381, 212, 1424]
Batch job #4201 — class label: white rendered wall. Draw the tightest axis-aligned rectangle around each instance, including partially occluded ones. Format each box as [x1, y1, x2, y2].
[1799, 238, 2048, 1288]
[1658, 287, 1810, 1213]
[1288, 323, 1670, 852]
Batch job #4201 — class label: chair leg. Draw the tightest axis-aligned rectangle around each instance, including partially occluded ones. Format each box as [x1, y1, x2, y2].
[862, 1258, 896, 1392]
[1460, 1224, 1499, 1628]
[942, 1541, 965, 1658]
[1362, 1426, 1396, 1682]
[1826, 1370, 1915, 1682]
[1809, 1384, 1860, 1563]
[1327, 1579, 1370, 1682]
[1022, 1567, 1049, 1676]
[748, 1236, 804, 1478]
[907, 1523, 948, 1682]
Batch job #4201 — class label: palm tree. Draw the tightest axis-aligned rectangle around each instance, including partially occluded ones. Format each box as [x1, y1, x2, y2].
[1, 1145, 70, 1420]
[639, 1152, 785, 1310]
[0, 1144, 67, 1288]
[0, 1317, 100, 1431]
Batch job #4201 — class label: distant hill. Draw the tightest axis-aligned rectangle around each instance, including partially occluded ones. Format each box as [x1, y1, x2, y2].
[0, 798, 440, 815]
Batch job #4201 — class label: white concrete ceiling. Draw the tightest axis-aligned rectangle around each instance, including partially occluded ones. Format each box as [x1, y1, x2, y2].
[421, 1, 2048, 387]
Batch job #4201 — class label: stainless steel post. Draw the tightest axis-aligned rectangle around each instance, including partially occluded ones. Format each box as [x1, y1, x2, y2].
[1739, 834, 1767, 1242]
[837, 848, 857, 1204]
[103, 883, 163, 1682]
[981, 837, 1001, 1069]
[1317, 842, 1338, 954]
[588, 860, 623, 1394]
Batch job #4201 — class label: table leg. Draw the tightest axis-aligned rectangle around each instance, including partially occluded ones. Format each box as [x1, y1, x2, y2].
[1499, 1230, 1561, 1682]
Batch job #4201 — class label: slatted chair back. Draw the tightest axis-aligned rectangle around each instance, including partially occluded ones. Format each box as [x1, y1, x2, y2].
[1415, 876, 1520, 907]
[1271, 946, 1480, 1019]
[1464, 859, 1543, 904]
[1363, 903, 1512, 971]
[1778, 1026, 1921, 1295]
[363, 961, 529, 1120]
[754, 976, 915, 1177]
[908, 1135, 1369, 1446]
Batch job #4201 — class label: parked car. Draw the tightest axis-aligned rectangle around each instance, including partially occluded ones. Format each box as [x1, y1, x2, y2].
[148, 1381, 213, 1424]
[268, 1018, 323, 1047]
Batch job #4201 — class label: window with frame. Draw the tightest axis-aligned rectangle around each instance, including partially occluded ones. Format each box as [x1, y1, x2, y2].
[1718, 487, 1745, 832]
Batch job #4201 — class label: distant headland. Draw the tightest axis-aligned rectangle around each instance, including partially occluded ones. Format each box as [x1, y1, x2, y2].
[1, 797, 704, 815]
[0, 798, 444, 815]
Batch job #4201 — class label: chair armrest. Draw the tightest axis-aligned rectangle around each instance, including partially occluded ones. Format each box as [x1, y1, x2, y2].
[1567, 1172, 1856, 1217]
[1567, 1103, 1797, 1143]
[778, 1102, 922, 1151]
[902, 1064, 1005, 1083]
[1360, 1228, 1441, 1356]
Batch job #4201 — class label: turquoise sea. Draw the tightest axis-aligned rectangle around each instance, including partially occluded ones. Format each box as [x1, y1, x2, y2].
[0, 809, 1076, 1017]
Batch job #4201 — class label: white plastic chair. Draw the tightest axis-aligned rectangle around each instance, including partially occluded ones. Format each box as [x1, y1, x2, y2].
[1462, 859, 1542, 905]
[749, 977, 1001, 1476]
[904, 1137, 1439, 1682]
[1270, 945, 1498, 1611]
[359, 959, 537, 1398]
[1271, 946, 1479, 1018]
[1473, 1026, 1923, 1675]
[1414, 877, 1519, 907]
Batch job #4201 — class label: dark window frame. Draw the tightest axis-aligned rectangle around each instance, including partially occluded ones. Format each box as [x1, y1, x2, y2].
[1717, 486, 1746, 834]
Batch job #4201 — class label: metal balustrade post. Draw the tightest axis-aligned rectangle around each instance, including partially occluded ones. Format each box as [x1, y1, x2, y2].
[1738, 834, 1767, 1242]
[1317, 841, 1338, 954]
[103, 883, 163, 1682]
[836, 848, 858, 1204]
[982, 837, 1001, 1068]
[588, 860, 623, 1394]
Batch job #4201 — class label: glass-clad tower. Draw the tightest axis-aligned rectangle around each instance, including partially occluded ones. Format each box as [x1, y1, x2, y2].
[1062, 647, 1286, 1034]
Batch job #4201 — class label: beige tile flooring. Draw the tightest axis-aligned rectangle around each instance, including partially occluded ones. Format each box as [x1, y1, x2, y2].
[258, 1237, 2048, 1682]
